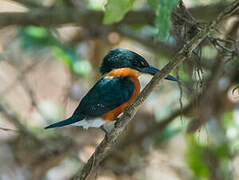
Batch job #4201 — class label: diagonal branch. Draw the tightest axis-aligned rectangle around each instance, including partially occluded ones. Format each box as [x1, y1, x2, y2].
[0, 101, 42, 143]
[118, 99, 194, 149]
[71, 1, 239, 180]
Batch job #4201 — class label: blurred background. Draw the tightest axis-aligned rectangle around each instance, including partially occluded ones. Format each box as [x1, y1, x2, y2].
[0, 0, 239, 179]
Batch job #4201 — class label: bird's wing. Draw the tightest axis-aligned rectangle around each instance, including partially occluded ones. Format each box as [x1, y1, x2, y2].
[74, 76, 135, 117]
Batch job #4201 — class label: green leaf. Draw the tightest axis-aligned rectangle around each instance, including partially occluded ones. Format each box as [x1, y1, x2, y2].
[52, 46, 76, 67]
[211, 145, 230, 158]
[186, 135, 209, 178]
[58, 0, 68, 5]
[103, 0, 135, 24]
[223, 112, 233, 128]
[88, 0, 106, 10]
[19, 26, 90, 74]
[73, 60, 92, 75]
[147, 0, 178, 41]
[52, 46, 91, 75]
[26, 27, 48, 38]
[19, 26, 57, 49]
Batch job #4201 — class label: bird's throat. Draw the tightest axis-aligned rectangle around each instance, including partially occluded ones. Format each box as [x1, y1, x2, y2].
[102, 68, 141, 122]
[105, 68, 141, 78]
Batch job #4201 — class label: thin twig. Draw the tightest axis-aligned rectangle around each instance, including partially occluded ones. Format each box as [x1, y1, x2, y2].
[0, 100, 42, 143]
[187, 17, 239, 133]
[0, 126, 19, 132]
[117, 99, 194, 149]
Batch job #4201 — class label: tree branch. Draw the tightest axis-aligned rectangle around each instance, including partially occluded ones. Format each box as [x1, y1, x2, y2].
[118, 99, 194, 149]
[0, 3, 236, 28]
[0, 8, 149, 27]
[71, 1, 239, 180]
[187, 19, 239, 132]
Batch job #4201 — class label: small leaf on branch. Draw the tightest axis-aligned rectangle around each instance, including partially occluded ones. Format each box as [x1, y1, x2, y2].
[103, 0, 135, 24]
[147, 0, 178, 41]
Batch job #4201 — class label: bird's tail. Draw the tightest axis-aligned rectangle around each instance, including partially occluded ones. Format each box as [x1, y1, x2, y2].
[45, 113, 85, 129]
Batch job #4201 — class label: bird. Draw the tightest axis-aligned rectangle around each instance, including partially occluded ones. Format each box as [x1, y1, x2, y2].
[45, 48, 178, 134]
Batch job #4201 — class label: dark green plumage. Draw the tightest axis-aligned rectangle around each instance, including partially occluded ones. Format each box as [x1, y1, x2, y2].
[100, 49, 149, 75]
[45, 76, 135, 129]
[74, 76, 135, 117]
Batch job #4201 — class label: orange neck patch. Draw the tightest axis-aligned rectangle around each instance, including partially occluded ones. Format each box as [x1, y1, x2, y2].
[105, 68, 141, 78]
[102, 69, 141, 122]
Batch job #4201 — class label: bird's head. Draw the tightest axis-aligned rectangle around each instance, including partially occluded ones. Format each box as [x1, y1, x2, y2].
[100, 48, 178, 81]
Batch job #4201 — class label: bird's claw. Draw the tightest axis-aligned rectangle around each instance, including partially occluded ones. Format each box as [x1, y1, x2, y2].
[100, 125, 110, 142]
[100, 125, 119, 144]
[114, 117, 120, 128]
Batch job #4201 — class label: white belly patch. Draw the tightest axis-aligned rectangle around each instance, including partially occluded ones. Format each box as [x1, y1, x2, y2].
[71, 118, 105, 129]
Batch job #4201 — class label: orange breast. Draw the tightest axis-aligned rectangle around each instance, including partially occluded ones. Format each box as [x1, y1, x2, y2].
[102, 68, 140, 122]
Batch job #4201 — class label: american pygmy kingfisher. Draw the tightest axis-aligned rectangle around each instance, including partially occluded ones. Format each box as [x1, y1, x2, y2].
[45, 48, 178, 133]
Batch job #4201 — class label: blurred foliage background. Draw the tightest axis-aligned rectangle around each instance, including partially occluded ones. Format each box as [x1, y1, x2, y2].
[0, 0, 239, 180]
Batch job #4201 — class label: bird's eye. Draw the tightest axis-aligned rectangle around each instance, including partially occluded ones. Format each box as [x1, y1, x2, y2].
[140, 61, 148, 67]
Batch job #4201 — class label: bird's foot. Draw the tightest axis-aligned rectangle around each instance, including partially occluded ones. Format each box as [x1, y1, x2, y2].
[114, 117, 120, 128]
[100, 125, 119, 144]
[100, 125, 110, 142]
